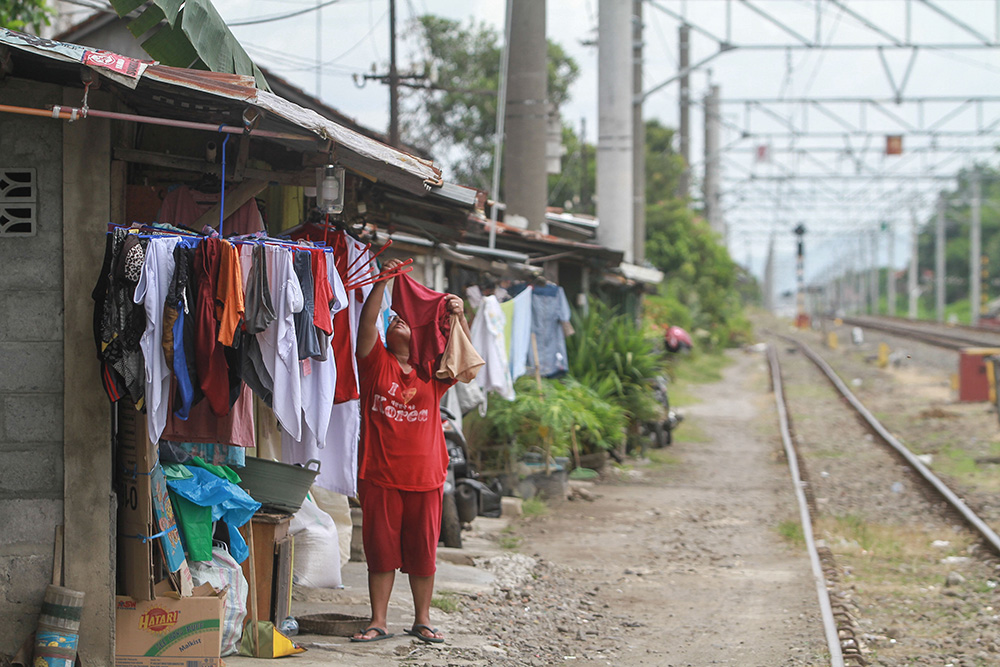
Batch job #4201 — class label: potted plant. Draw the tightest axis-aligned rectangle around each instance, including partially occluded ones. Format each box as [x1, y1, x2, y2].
[480, 377, 626, 498]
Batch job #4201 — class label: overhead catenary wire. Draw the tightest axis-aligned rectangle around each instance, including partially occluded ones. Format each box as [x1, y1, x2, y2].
[229, 0, 343, 27]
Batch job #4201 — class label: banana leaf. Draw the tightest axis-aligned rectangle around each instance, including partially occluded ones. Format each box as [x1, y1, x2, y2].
[109, 0, 270, 91]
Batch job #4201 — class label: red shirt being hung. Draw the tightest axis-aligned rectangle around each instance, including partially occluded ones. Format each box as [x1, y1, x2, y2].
[357, 341, 453, 491]
[390, 273, 451, 380]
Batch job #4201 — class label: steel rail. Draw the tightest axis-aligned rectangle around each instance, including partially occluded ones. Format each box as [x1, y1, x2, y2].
[777, 334, 1000, 558]
[840, 315, 1000, 350]
[767, 344, 847, 667]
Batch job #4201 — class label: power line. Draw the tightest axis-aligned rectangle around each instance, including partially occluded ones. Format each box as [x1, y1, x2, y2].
[229, 0, 342, 27]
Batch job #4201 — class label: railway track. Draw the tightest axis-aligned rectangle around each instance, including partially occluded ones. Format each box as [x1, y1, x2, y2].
[838, 315, 1000, 350]
[768, 332, 1000, 666]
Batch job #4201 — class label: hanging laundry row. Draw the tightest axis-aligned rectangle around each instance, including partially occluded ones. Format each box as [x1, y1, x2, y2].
[465, 279, 575, 403]
[92, 223, 387, 499]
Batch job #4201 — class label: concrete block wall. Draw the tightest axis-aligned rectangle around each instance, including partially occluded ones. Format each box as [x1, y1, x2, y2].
[0, 79, 65, 657]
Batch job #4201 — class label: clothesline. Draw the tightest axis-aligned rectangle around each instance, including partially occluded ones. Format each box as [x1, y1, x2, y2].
[105, 223, 338, 255]
[104, 223, 408, 293]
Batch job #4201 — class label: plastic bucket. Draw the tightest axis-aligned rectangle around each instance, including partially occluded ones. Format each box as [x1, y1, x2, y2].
[33, 585, 85, 667]
[237, 457, 321, 513]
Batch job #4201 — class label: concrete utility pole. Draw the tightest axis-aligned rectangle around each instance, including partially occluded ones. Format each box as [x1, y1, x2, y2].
[632, 0, 645, 263]
[763, 234, 774, 312]
[677, 24, 690, 199]
[887, 222, 896, 317]
[388, 0, 399, 147]
[908, 208, 919, 318]
[869, 230, 879, 314]
[504, 0, 548, 232]
[316, 0, 323, 98]
[971, 170, 982, 325]
[703, 84, 723, 240]
[935, 194, 946, 322]
[487, 0, 513, 249]
[597, 0, 635, 260]
[579, 117, 588, 211]
[858, 236, 867, 313]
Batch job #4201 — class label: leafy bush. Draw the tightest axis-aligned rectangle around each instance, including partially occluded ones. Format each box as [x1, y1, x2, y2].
[567, 301, 665, 426]
[644, 201, 756, 348]
[482, 376, 626, 461]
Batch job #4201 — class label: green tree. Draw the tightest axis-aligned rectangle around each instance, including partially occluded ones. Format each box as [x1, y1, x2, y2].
[401, 15, 579, 191]
[915, 165, 1000, 316]
[1, 0, 52, 31]
[547, 123, 594, 214]
[642, 118, 755, 347]
[644, 119, 687, 205]
[547, 118, 688, 218]
[645, 200, 751, 346]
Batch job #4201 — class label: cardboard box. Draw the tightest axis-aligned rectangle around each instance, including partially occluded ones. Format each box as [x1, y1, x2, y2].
[117, 403, 193, 599]
[117, 404, 157, 601]
[115, 583, 224, 667]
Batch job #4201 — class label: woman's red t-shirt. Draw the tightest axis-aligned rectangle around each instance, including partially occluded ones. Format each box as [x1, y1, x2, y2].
[357, 342, 453, 491]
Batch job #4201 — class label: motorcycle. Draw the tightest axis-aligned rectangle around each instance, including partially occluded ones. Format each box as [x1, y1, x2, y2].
[643, 375, 683, 448]
[439, 406, 503, 549]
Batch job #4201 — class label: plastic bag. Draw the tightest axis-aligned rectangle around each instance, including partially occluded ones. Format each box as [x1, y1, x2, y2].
[309, 485, 353, 569]
[188, 543, 249, 656]
[289, 494, 341, 588]
[240, 621, 306, 658]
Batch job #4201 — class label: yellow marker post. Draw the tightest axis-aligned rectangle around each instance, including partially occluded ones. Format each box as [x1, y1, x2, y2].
[877, 342, 889, 369]
[827, 332, 838, 350]
[988, 358, 997, 405]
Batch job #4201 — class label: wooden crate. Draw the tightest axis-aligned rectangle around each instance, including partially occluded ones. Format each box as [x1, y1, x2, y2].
[238, 512, 293, 623]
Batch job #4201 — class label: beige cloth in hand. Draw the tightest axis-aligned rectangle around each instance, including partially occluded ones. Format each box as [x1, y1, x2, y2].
[436, 313, 485, 383]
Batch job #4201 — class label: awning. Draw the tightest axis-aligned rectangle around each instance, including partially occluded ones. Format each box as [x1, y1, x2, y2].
[0, 28, 445, 191]
[619, 262, 664, 285]
[379, 232, 540, 278]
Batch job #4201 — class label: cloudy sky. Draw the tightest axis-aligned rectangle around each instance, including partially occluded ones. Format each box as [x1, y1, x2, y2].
[126, 1, 1000, 296]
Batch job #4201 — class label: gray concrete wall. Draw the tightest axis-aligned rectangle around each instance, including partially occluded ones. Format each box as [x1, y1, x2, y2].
[0, 78, 66, 656]
[0, 79, 114, 666]
[62, 87, 114, 666]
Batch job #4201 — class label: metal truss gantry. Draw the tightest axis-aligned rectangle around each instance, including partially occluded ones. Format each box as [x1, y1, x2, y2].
[644, 0, 1000, 260]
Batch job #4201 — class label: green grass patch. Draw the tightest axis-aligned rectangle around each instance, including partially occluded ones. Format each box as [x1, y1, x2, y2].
[784, 381, 835, 401]
[430, 592, 459, 613]
[673, 419, 709, 443]
[498, 534, 522, 550]
[834, 514, 894, 555]
[776, 519, 804, 545]
[940, 445, 980, 476]
[809, 447, 848, 459]
[646, 449, 680, 466]
[671, 350, 731, 385]
[934, 445, 1000, 494]
[521, 497, 548, 518]
[666, 384, 699, 407]
[818, 515, 974, 565]
[664, 350, 733, 408]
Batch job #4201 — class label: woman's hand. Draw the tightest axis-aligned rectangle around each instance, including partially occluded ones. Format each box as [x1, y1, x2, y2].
[445, 294, 464, 315]
[383, 258, 405, 274]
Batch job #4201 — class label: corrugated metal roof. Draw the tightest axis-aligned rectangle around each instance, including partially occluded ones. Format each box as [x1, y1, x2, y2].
[469, 216, 625, 267]
[0, 28, 442, 186]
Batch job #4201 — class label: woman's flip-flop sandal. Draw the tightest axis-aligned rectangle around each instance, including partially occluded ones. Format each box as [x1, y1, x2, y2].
[405, 624, 445, 644]
[350, 627, 395, 642]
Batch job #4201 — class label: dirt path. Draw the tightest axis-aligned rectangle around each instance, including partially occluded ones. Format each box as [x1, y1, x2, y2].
[262, 348, 831, 667]
[512, 348, 829, 666]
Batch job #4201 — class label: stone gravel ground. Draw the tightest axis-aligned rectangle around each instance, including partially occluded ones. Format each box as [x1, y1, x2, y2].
[775, 317, 1000, 666]
[260, 314, 1000, 667]
[398, 341, 829, 667]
